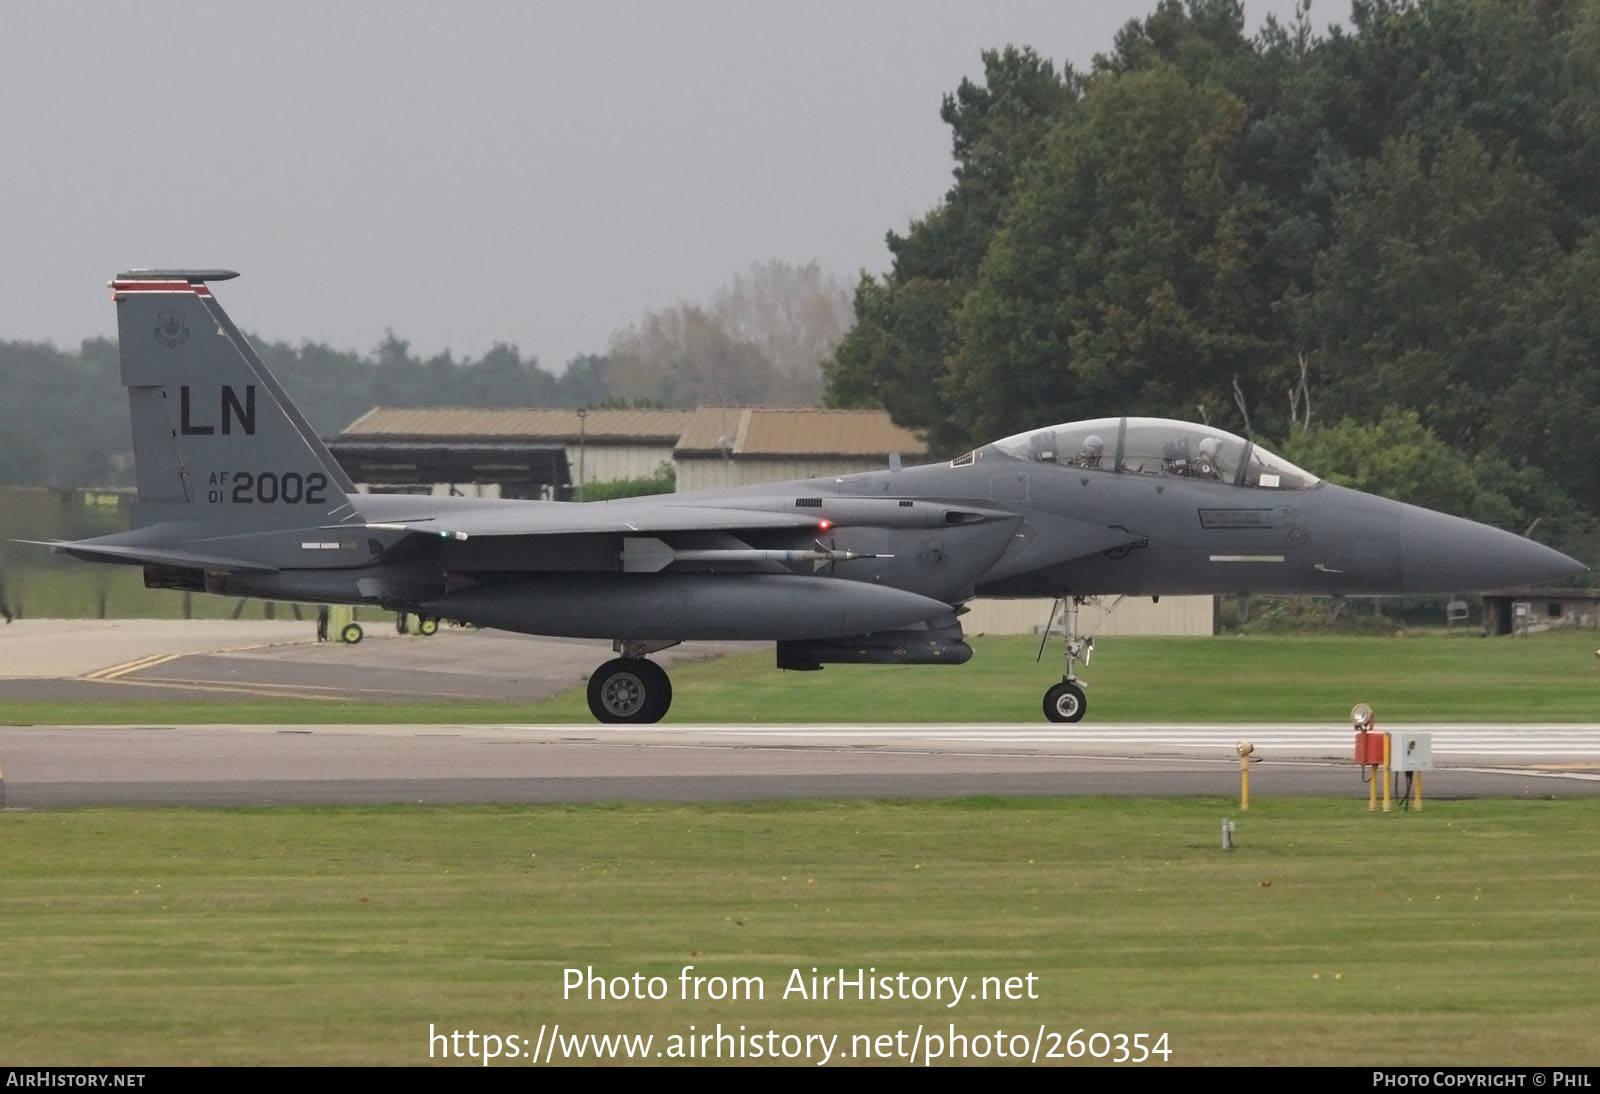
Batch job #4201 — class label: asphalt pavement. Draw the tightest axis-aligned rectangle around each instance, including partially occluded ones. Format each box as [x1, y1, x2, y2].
[2, 620, 1597, 807]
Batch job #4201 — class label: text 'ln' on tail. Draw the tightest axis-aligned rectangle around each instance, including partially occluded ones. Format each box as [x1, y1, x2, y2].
[112, 269, 360, 529]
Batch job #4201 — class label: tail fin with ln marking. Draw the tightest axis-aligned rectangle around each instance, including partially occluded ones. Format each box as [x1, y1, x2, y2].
[111, 269, 361, 531]
[45, 270, 372, 576]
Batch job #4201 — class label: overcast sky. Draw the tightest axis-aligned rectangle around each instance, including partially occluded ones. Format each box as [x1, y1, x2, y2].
[2, 1, 1328, 371]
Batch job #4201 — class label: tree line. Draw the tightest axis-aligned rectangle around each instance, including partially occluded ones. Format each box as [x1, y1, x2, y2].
[824, 0, 1600, 567]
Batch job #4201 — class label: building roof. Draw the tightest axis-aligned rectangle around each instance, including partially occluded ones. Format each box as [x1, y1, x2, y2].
[335, 405, 925, 460]
[674, 406, 926, 459]
[340, 407, 692, 444]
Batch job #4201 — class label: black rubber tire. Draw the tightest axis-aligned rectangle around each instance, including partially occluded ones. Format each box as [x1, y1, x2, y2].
[634, 658, 672, 721]
[1043, 680, 1087, 723]
[587, 658, 671, 723]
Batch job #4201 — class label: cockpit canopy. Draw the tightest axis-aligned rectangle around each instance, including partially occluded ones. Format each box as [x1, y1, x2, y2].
[966, 417, 1318, 490]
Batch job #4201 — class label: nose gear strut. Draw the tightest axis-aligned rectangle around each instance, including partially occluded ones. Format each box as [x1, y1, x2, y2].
[1037, 596, 1121, 723]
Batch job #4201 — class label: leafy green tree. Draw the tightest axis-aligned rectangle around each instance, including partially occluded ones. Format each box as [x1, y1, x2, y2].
[1492, 232, 1600, 513]
[0, 339, 127, 485]
[1280, 408, 1516, 527]
[825, 46, 1074, 442]
[825, 275, 961, 447]
[554, 354, 613, 408]
[946, 64, 1276, 445]
[1290, 130, 1560, 449]
[1094, 0, 1264, 88]
[453, 342, 557, 407]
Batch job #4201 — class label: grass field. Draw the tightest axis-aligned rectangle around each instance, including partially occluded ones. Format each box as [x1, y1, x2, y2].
[2, 798, 1597, 1066]
[1, 565, 386, 622]
[4, 630, 1598, 726]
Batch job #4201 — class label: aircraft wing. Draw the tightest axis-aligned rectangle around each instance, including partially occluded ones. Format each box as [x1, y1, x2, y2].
[353, 503, 832, 541]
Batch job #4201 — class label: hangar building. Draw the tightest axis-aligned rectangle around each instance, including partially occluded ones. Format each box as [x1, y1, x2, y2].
[328, 407, 690, 498]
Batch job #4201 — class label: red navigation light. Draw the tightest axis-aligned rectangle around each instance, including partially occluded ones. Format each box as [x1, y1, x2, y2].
[818, 519, 833, 531]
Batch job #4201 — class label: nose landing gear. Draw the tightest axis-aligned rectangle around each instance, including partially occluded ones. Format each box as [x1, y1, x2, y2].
[1038, 596, 1106, 723]
[1044, 678, 1086, 723]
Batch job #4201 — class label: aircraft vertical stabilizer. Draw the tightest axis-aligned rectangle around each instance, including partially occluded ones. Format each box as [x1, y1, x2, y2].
[111, 269, 360, 530]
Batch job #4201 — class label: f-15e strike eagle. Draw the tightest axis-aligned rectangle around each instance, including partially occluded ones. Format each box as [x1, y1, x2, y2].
[52, 270, 1587, 723]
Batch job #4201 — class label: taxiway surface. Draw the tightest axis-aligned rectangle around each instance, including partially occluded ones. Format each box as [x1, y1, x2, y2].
[3, 620, 1598, 806]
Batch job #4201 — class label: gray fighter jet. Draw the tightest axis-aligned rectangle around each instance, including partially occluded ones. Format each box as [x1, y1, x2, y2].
[54, 270, 1587, 723]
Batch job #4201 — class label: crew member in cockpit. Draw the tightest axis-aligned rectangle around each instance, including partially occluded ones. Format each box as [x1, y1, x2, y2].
[1194, 436, 1224, 480]
[1161, 437, 1191, 476]
[1074, 434, 1105, 469]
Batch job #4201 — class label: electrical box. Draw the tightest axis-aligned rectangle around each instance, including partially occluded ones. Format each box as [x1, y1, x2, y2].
[1354, 731, 1388, 765]
[1390, 731, 1433, 772]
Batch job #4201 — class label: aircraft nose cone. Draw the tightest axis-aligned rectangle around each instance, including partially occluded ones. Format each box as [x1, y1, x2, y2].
[1399, 505, 1588, 593]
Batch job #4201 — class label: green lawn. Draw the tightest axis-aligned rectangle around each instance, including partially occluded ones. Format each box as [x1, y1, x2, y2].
[2, 565, 384, 622]
[1, 798, 1596, 1065]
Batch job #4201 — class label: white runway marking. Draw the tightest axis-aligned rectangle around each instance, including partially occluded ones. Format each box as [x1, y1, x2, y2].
[463, 723, 1600, 761]
[41, 721, 1593, 762]
[5, 723, 1600, 806]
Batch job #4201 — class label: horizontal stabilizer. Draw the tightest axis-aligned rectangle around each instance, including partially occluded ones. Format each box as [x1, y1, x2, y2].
[26, 538, 279, 573]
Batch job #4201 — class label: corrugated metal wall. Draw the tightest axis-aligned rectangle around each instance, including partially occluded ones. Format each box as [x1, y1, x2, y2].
[676, 457, 890, 493]
[568, 444, 675, 485]
[961, 596, 1215, 636]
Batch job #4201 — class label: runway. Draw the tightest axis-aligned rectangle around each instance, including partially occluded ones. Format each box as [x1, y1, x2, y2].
[3, 722, 1598, 808]
[3, 620, 1599, 806]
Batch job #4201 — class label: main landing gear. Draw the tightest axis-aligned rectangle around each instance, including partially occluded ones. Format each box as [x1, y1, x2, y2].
[1038, 597, 1102, 723]
[585, 640, 678, 723]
